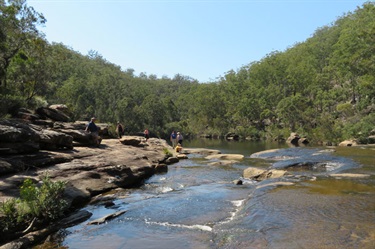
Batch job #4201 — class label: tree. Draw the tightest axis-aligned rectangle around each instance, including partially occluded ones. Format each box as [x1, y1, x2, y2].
[0, 0, 45, 88]
[329, 2, 375, 105]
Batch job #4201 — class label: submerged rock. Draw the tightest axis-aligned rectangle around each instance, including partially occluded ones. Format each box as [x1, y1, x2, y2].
[256, 181, 295, 189]
[208, 160, 238, 166]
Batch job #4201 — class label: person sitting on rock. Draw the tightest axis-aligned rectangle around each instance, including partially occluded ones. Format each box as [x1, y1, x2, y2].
[175, 143, 183, 153]
[85, 117, 101, 146]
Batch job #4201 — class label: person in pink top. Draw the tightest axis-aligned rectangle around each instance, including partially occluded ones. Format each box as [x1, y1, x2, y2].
[144, 129, 149, 142]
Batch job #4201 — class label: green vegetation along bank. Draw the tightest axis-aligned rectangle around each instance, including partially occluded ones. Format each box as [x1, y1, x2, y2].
[1, 0, 374, 144]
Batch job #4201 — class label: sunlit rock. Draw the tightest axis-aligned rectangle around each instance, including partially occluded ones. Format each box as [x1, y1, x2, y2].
[339, 140, 358, 146]
[243, 167, 265, 179]
[329, 173, 370, 178]
[182, 148, 221, 155]
[205, 154, 244, 160]
[243, 167, 287, 181]
[119, 136, 144, 147]
[176, 154, 188, 159]
[233, 179, 243, 185]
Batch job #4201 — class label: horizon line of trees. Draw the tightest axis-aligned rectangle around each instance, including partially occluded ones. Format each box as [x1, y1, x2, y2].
[1, 0, 374, 143]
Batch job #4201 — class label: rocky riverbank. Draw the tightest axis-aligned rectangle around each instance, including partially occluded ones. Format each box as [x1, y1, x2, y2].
[1, 137, 173, 204]
[0, 106, 179, 247]
[0, 136, 176, 248]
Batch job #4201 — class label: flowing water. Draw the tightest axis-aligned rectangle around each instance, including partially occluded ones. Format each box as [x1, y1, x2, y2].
[38, 140, 375, 249]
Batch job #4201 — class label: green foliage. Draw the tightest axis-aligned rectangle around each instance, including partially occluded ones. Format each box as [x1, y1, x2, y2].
[233, 126, 260, 140]
[341, 113, 375, 141]
[0, 176, 68, 234]
[163, 148, 173, 157]
[1, 2, 374, 143]
[0, 94, 26, 117]
[0, 199, 19, 231]
[265, 124, 290, 141]
[0, 0, 45, 87]
[336, 102, 354, 117]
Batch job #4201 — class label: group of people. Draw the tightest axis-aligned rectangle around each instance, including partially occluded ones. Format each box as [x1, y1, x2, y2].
[86, 117, 184, 153]
[170, 130, 183, 152]
[85, 117, 124, 147]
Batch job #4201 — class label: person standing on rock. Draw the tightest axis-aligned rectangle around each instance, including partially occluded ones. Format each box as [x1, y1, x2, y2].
[144, 129, 149, 142]
[177, 132, 183, 145]
[170, 130, 177, 148]
[85, 117, 101, 147]
[116, 121, 124, 138]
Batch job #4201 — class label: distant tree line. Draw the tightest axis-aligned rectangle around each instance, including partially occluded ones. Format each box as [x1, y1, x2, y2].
[1, 0, 374, 143]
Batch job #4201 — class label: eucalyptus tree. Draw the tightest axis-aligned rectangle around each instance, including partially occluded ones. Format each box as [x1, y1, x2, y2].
[7, 37, 51, 104]
[0, 0, 45, 88]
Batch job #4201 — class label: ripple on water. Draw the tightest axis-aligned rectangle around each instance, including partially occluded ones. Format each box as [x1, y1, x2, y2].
[145, 219, 213, 232]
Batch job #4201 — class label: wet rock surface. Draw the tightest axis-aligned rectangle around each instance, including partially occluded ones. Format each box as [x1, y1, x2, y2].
[0, 137, 174, 248]
[0, 109, 176, 248]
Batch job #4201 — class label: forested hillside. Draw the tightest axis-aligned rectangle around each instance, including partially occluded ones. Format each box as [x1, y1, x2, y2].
[1, 0, 374, 144]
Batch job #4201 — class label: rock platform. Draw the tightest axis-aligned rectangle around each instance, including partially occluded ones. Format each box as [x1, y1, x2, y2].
[0, 137, 173, 208]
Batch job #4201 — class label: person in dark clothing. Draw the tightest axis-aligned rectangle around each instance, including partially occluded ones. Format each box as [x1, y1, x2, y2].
[170, 130, 177, 148]
[144, 129, 149, 142]
[177, 132, 183, 145]
[116, 121, 124, 138]
[85, 117, 101, 146]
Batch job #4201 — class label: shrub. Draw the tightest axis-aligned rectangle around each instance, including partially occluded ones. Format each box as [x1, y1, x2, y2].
[0, 95, 26, 117]
[163, 148, 173, 157]
[0, 176, 68, 235]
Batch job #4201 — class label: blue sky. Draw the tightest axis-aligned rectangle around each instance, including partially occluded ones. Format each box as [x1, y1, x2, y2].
[28, 0, 368, 82]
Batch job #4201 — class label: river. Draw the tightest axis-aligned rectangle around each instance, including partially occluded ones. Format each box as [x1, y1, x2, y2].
[36, 139, 375, 249]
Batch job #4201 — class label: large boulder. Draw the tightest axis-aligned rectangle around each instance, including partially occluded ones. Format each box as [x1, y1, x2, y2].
[0, 119, 40, 154]
[286, 132, 309, 146]
[15, 108, 40, 121]
[339, 140, 358, 146]
[53, 121, 87, 130]
[37, 129, 73, 150]
[0, 119, 40, 142]
[57, 129, 94, 145]
[0, 119, 75, 154]
[286, 132, 300, 145]
[49, 104, 72, 117]
[36, 107, 71, 122]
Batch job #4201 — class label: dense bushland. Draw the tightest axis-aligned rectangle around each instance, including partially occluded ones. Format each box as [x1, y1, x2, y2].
[1, 0, 374, 143]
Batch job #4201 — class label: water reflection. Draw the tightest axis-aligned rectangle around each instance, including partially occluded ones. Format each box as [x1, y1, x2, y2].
[36, 139, 375, 249]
